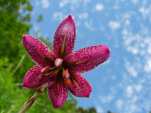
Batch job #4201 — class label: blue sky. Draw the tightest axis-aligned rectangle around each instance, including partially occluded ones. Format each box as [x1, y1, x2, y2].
[30, 0, 151, 113]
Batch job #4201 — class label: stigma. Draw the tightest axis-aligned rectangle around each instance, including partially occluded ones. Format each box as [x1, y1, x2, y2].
[54, 58, 63, 67]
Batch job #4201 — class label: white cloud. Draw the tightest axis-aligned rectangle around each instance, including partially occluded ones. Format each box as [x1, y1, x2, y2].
[41, 0, 50, 9]
[129, 104, 138, 113]
[144, 59, 151, 73]
[84, 20, 95, 31]
[122, 32, 147, 56]
[131, 0, 139, 5]
[59, 0, 68, 7]
[139, 6, 150, 17]
[126, 66, 138, 77]
[96, 106, 104, 113]
[147, 44, 151, 55]
[138, 5, 151, 22]
[116, 99, 124, 110]
[95, 3, 104, 12]
[78, 12, 88, 20]
[127, 46, 139, 55]
[52, 12, 64, 20]
[59, 0, 90, 8]
[108, 20, 120, 30]
[126, 85, 134, 98]
[99, 95, 113, 104]
[134, 84, 142, 93]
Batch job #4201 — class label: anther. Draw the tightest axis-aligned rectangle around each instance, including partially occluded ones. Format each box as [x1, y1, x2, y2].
[41, 66, 50, 73]
[63, 69, 72, 86]
[63, 69, 70, 79]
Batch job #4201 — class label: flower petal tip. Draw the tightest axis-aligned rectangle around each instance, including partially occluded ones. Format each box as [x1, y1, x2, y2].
[101, 45, 110, 59]
[85, 93, 91, 97]
[85, 87, 92, 97]
[67, 15, 73, 20]
[22, 34, 28, 38]
[83, 90, 92, 97]
[22, 34, 31, 40]
[53, 103, 64, 108]
[22, 83, 28, 88]
[22, 80, 31, 89]
[64, 15, 75, 26]
[22, 34, 32, 44]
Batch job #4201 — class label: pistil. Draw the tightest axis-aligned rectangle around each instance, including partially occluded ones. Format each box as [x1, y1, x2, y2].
[54, 58, 63, 67]
[63, 69, 72, 86]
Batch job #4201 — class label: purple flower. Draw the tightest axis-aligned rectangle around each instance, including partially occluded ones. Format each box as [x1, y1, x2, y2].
[22, 15, 110, 108]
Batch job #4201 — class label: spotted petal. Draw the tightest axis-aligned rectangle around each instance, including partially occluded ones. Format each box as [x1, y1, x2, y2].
[23, 34, 55, 66]
[65, 45, 110, 72]
[23, 65, 49, 89]
[48, 82, 68, 108]
[68, 72, 92, 97]
[53, 15, 76, 57]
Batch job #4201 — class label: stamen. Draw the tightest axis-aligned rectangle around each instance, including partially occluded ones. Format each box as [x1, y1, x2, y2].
[63, 69, 72, 86]
[41, 66, 57, 76]
[54, 58, 63, 67]
[41, 66, 50, 73]
[43, 69, 58, 76]
[60, 34, 66, 56]
[64, 79, 72, 86]
[63, 69, 70, 79]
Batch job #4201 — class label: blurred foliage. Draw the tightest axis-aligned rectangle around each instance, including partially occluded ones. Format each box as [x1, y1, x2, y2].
[0, 0, 32, 61]
[0, 0, 98, 113]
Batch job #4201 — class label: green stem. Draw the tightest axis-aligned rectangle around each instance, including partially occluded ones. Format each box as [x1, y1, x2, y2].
[13, 55, 26, 74]
[18, 92, 40, 113]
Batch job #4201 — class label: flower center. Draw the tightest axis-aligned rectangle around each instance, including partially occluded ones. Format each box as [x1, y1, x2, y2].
[54, 58, 63, 67]
[41, 58, 72, 86]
